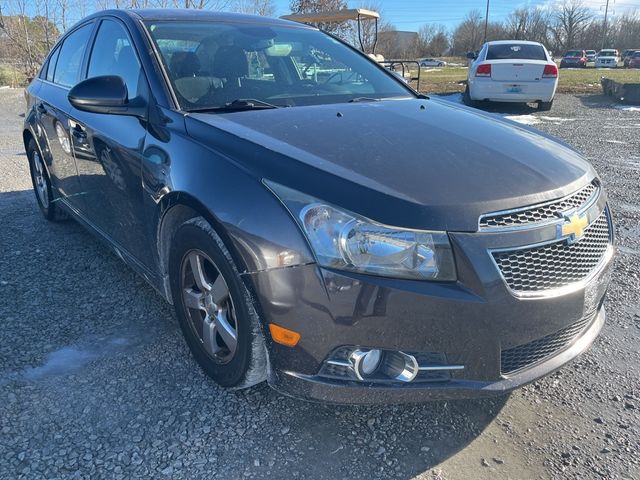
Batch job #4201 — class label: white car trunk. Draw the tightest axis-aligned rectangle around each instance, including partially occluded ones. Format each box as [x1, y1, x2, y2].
[488, 60, 548, 82]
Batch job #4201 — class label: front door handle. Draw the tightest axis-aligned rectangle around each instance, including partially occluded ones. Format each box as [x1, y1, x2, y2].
[71, 125, 87, 141]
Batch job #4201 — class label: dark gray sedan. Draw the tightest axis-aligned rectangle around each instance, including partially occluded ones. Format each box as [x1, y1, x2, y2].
[23, 9, 614, 404]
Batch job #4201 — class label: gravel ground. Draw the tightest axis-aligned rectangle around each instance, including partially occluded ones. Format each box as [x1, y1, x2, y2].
[0, 88, 638, 480]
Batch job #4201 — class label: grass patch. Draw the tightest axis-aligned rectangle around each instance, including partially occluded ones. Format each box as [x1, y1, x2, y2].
[411, 66, 640, 95]
[0, 64, 27, 87]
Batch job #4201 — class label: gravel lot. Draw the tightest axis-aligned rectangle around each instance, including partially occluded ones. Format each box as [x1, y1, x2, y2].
[0, 88, 638, 480]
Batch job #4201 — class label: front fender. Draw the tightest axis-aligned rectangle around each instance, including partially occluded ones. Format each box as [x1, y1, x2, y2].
[143, 109, 315, 275]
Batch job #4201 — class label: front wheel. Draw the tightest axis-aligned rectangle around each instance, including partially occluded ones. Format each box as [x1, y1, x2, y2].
[169, 217, 267, 389]
[538, 100, 553, 111]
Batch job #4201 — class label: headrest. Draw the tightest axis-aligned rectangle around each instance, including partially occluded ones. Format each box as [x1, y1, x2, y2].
[170, 51, 200, 78]
[211, 45, 248, 79]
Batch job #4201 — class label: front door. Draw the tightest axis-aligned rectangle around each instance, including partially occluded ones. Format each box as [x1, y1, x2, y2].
[70, 18, 153, 269]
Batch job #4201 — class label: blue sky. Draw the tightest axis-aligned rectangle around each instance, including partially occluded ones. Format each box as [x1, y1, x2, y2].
[273, 0, 640, 32]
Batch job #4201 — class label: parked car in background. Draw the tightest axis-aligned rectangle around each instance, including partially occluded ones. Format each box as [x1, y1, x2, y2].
[586, 50, 597, 63]
[560, 50, 587, 68]
[629, 51, 640, 69]
[23, 10, 614, 404]
[595, 49, 620, 68]
[623, 49, 639, 67]
[419, 58, 446, 67]
[465, 40, 558, 110]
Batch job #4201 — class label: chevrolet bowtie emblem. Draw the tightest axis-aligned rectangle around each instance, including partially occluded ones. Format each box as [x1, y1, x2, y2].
[558, 212, 588, 244]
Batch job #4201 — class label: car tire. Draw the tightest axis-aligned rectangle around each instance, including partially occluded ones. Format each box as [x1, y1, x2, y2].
[27, 138, 67, 221]
[538, 100, 553, 111]
[169, 217, 267, 389]
[463, 85, 479, 108]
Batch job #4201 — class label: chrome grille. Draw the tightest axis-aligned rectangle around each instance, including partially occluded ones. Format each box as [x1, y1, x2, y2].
[501, 312, 595, 374]
[493, 211, 611, 293]
[480, 183, 598, 229]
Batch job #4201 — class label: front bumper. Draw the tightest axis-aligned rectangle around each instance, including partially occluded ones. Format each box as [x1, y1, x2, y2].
[269, 308, 605, 404]
[469, 78, 557, 103]
[246, 225, 613, 403]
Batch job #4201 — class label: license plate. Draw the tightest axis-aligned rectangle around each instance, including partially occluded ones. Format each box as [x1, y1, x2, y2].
[506, 86, 522, 93]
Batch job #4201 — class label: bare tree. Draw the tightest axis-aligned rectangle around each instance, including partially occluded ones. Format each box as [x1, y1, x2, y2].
[0, 0, 58, 75]
[289, 0, 350, 35]
[550, 0, 593, 51]
[451, 10, 484, 55]
[233, 0, 275, 16]
[418, 24, 449, 56]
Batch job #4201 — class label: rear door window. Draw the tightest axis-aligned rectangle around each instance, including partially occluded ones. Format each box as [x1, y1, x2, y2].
[53, 23, 94, 87]
[486, 44, 547, 61]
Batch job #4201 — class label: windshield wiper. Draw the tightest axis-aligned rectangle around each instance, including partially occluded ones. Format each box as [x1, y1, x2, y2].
[187, 99, 280, 113]
[348, 97, 381, 103]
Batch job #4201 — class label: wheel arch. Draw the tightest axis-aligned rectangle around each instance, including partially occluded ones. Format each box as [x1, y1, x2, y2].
[156, 192, 246, 303]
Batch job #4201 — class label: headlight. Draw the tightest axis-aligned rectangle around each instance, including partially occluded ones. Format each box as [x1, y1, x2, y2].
[265, 181, 456, 281]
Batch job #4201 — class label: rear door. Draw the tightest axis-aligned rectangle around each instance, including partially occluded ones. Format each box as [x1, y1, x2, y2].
[69, 17, 154, 268]
[36, 23, 94, 206]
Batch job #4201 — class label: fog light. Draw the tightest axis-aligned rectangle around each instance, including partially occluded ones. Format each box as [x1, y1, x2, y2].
[349, 349, 383, 380]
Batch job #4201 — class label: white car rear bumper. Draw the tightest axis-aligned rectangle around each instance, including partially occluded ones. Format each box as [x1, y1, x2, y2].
[468, 78, 557, 103]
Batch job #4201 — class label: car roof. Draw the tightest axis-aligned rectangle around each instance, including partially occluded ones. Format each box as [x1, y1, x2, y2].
[485, 40, 545, 46]
[95, 8, 310, 28]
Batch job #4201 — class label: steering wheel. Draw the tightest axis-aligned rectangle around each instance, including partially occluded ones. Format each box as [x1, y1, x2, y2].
[325, 71, 346, 84]
[325, 71, 359, 85]
[297, 79, 318, 88]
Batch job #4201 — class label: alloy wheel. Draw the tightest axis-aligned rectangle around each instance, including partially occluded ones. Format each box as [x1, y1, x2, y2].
[32, 150, 49, 208]
[180, 250, 238, 364]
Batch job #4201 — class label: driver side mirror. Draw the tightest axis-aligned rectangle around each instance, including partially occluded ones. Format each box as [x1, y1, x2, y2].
[68, 75, 145, 117]
[466, 52, 478, 60]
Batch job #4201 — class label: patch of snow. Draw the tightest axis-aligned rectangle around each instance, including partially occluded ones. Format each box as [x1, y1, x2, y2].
[22, 347, 97, 379]
[504, 115, 541, 125]
[538, 116, 576, 123]
[613, 105, 640, 112]
[504, 115, 575, 125]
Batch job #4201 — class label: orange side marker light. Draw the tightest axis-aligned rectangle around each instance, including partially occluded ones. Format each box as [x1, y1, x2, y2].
[269, 324, 301, 347]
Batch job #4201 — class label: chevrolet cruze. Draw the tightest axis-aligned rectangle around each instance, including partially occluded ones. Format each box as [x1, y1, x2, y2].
[23, 9, 614, 403]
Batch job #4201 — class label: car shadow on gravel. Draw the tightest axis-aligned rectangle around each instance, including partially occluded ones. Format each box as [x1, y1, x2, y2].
[248, 391, 510, 479]
[470, 102, 539, 115]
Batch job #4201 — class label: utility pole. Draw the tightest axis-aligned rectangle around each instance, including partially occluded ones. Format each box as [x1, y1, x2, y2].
[601, 0, 610, 51]
[483, 0, 490, 43]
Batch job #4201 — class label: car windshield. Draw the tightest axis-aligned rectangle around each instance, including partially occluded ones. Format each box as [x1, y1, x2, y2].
[634, 52, 640, 58]
[145, 21, 412, 111]
[599, 51, 616, 56]
[565, 51, 581, 57]
[486, 43, 547, 60]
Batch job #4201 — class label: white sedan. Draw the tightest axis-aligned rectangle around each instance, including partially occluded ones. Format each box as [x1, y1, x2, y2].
[465, 40, 558, 111]
[419, 58, 446, 67]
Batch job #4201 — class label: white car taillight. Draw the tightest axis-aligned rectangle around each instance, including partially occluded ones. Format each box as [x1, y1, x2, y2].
[475, 64, 491, 77]
[542, 64, 558, 78]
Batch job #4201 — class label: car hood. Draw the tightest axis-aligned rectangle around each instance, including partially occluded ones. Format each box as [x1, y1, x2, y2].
[186, 98, 595, 231]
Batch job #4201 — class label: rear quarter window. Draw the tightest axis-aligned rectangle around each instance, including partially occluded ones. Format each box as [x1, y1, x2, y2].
[487, 44, 547, 61]
[44, 46, 61, 82]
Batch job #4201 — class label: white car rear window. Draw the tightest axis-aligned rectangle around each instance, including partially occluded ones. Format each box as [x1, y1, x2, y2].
[486, 44, 547, 61]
